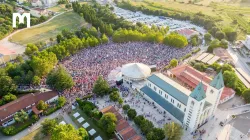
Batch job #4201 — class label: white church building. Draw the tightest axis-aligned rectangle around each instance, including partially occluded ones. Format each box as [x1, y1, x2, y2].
[140, 72, 224, 131]
[119, 63, 224, 132]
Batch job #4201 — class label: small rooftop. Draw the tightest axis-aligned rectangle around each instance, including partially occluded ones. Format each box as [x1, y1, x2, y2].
[190, 82, 206, 101]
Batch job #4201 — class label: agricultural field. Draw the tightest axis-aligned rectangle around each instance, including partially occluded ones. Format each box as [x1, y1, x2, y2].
[10, 11, 88, 45]
[129, 0, 250, 40]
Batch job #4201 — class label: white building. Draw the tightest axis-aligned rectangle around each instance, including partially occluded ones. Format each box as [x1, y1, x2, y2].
[121, 63, 151, 82]
[31, 0, 43, 7]
[42, 0, 58, 7]
[140, 72, 224, 131]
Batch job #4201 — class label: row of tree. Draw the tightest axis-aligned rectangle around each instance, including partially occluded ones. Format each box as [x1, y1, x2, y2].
[207, 39, 228, 53]
[123, 104, 183, 140]
[41, 118, 89, 140]
[191, 62, 248, 96]
[113, 28, 188, 48]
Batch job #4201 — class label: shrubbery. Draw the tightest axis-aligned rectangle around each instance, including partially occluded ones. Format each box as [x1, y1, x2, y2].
[2, 119, 36, 136]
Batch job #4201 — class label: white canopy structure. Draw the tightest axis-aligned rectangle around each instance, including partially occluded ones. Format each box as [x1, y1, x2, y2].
[121, 63, 151, 81]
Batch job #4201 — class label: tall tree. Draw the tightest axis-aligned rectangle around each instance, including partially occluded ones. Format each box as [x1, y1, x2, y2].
[41, 118, 57, 136]
[51, 124, 82, 140]
[223, 71, 237, 89]
[14, 110, 28, 123]
[30, 51, 58, 77]
[169, 59, 178, 68]
[164, 122, 183, 140]
[57, 96, 66, 107]
[204, 33, 212, 44]
[99, 112, 117, 134]
[78, 128, 89, 140]
[36, 100, 48, 111]
[146, 128, 165, 140]
[243, 89, 250, 103]
[92, 76, 110, 96]
[109, 91, 120, 102]
[0, 76, 16, 96]
[127, 109, 137, 119]
[46, 66, 74, 91]
[163, 33, 188, 48]
[25, 43, 38, 57]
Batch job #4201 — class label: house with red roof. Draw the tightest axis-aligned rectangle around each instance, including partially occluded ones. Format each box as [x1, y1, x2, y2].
[176, 28, 199, 39]
[168, 64, 235, 104]
[100, 106, 142, 140]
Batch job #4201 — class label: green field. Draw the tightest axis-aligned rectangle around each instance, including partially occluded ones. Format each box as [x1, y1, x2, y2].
[129, 0, 250, 40]
[11, 11, 88, 45]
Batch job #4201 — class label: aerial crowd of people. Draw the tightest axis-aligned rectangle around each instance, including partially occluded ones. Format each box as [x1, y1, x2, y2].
[62, 42, 193, 99]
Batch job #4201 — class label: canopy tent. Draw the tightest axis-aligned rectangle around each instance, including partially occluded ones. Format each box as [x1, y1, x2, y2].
[121, 63, 151, 81]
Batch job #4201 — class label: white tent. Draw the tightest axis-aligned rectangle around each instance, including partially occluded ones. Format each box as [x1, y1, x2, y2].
[121, 63, 151, 80]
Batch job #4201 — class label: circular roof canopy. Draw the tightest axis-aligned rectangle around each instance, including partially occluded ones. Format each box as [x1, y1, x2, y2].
[121, 63, 151, 80]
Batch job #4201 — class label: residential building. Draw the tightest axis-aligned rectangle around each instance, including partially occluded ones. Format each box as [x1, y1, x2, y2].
[0, 91, 58, 127]
[140, 72, 224, 132]
[175, 28, 199, 39]
[30, 8, 48, 17]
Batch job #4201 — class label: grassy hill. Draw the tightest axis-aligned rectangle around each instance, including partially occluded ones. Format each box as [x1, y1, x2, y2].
[11, 11, 88, 45]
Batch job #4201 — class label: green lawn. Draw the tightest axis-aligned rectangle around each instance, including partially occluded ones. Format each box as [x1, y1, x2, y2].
[20, 127, 49, 140]
[69, 107, 109, 140]
[11, 11, 88, 45]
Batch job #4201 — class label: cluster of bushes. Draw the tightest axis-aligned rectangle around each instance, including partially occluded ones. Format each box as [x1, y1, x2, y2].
[1, 115, 37, 136]
[122, 105, 165, 140]
[76, 98, 102, 119]
[113, 28, 188, 48]
[44, 106, 61, 116]
[190, 35, 201, 46]
[207, 39, 228, 53]
[0, 93, 17, 106]
[163, 32, 188, 48]
[41, 118, 89, 140]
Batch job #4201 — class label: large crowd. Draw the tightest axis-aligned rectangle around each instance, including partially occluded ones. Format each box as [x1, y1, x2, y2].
[62, 42, 193, 98]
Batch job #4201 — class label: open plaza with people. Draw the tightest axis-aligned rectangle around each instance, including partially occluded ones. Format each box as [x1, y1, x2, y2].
[62, 42, 193, 98]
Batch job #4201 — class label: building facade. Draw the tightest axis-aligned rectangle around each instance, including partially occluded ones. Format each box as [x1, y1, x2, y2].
[140, 72, 224, 131]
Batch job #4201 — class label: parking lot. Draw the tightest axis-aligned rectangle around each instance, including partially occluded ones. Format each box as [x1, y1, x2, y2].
[113, 6, 206, 34]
